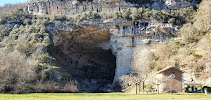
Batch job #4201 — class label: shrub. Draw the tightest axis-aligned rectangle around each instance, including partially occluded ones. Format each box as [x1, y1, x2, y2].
[39, 54, 56, 64]
[55, 21, 62, 28]
[17, 41, 34, 56]
[0, 51, 36, 93]
[4, 43, 14, 52]
[63, 80, 79, 93]
[167, 90, 177, 94]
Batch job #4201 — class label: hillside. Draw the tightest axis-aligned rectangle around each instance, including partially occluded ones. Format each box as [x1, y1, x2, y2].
[152, 0, 211, 85]
[0, 0, 210, 93]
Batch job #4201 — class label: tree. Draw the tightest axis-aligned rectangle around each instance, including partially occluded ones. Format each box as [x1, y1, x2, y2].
[132, 46, 151, 93]
[194, 0, 211, 31]
[121, 9, 132, 20]
[131, 8, 140, 21]
[0, 50, 36, 93]
[168, 18, 175, 25]
[55, 21, 62, 28]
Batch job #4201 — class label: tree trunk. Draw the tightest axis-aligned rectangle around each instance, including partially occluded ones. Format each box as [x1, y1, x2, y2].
[142, 82, 144, 94]
[157, 84, 159, 94]
[139, 83, 140, 93]
[136, 83, 138, 94]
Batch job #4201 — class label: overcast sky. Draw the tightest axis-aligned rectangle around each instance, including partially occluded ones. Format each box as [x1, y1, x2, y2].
[0, 0, 28, 6]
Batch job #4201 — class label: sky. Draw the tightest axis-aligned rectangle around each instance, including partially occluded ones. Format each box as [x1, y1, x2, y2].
[0, 0, 28, 6]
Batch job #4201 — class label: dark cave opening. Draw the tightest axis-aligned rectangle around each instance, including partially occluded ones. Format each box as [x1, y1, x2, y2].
[52, 30, 116, 92]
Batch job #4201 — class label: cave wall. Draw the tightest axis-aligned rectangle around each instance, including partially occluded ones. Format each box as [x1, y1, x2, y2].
[51, 25, 116, 92]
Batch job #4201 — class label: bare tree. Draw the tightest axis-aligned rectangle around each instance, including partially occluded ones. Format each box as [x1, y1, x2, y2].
[0, 50, 36, 93]
[194, 0, 211, 31]
[132, 46, 151, 94]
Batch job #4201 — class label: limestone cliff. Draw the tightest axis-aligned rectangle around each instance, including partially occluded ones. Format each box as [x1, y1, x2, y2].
[25, 0, 137, 15]
[0, 0, 209, 93]
[8, 0, 204, 92]
[47, 19, 179, 91]
[24, 0, 197, 15]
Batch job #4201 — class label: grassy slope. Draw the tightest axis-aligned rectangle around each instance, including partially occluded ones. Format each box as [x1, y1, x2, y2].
[149, 0, 211, 82]
[0, 93, 210, 100]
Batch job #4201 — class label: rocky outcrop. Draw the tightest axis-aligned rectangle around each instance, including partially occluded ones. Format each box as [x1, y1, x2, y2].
[107, 19, 178, 89]
[49, 19, 179, 91]
[165, 0, 191, 10]
[25, 0, 138, 15]
[152, 2, 167, 10]
[21, 0, 201, 92]
[24, 0, 196, 15]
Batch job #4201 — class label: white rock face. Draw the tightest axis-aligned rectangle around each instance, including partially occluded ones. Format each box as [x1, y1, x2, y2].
[113, 47, 134, 82]
[165, 0, 191, 10]
[25, 0, 196, 16]
[25, 0, 138, 15]
[106, 19, 178, 88]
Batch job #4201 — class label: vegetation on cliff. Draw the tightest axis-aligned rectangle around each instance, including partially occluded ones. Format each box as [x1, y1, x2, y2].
[149, 0, 211, 82]
[52, 6, 196, 25]
[0, 8, 78, 93]
[0, 0, 209, 93]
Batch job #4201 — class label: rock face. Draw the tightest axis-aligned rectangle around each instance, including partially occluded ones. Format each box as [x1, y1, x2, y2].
[165, 0, 191, 10]
[23, 0, 199, 92]
[24, 0, 196, 15]
[49, 19, 178, 91]
[107, 19, 177, 89]
[51, 24, 116, 92]
[25, 0, 138, 15]
[152, 2, 167, 10]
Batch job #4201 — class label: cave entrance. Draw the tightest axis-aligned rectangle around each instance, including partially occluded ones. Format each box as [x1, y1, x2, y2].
[52, 30, 116, 92]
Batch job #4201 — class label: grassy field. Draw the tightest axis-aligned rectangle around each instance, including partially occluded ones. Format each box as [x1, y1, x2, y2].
[0, 93, 210, 100]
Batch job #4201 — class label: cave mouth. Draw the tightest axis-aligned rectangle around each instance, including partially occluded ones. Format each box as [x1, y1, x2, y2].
[52, 30, 116, 92]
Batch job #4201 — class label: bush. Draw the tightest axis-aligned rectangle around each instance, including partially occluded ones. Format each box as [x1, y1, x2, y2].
[42, 36, 54, 54]
[63, 81, 79, 93]
[0, 51, 36, 93]
[17, 41, 34, 56]
[167, 90, 177, 94]
[0, 9, 32, 25]
[55, 21, 62, 28]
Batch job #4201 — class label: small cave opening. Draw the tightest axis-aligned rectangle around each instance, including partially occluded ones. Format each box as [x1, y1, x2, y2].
[52, 30, 116, 92]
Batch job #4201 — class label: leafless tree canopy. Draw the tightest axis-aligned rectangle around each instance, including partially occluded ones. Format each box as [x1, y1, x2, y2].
[132, 47, 151, 82]
[0, 50, 36, 93]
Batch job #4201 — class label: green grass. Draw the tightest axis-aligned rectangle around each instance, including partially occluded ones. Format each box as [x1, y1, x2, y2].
[0, 93, 210, 100]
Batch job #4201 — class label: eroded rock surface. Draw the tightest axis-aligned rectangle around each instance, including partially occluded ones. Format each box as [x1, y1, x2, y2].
[49, 19, 178, 91]
[24, 0, 196, 15]
[22, 0, 200, 92]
